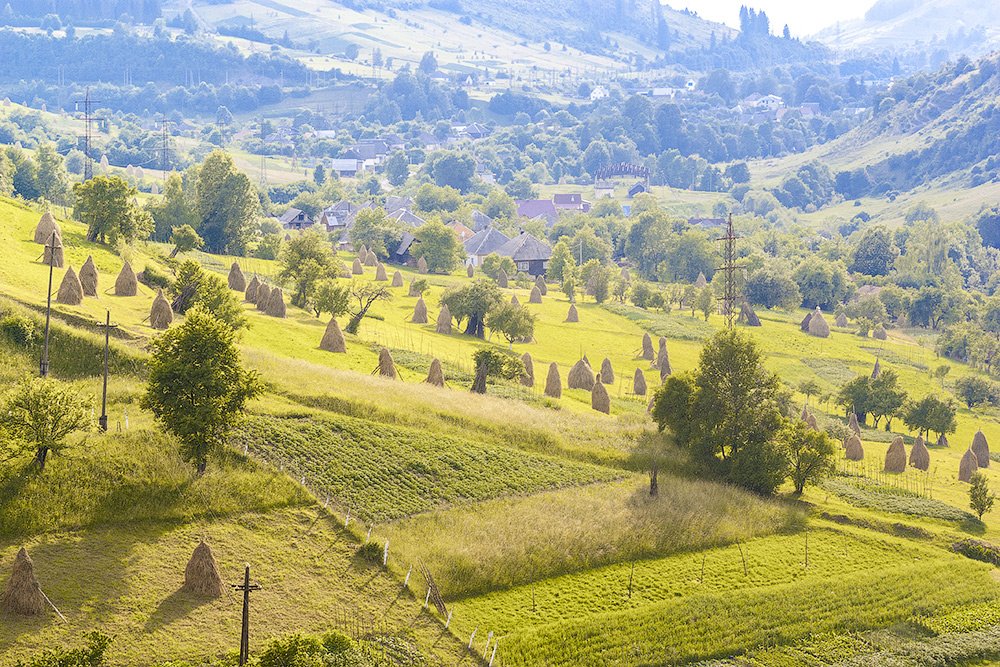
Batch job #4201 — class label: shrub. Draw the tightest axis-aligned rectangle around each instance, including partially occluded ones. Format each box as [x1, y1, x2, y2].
[140, 264, 172, 290]
[952, 538, 1000, 566]
[356, 541, 383, 565]
[0, 313, 39, 348]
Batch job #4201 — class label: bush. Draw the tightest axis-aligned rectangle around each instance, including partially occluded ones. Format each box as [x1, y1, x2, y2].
[0, 312, 39, 348]
[472, 347, 525, 382]
[952, 538, 1000, 566]
[356, 541, 384, 565]
[139, 264, 172, 290]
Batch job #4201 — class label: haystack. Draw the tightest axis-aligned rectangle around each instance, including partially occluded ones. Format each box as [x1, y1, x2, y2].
[520, 353, 534, 387]
[352, 258, 364, 275]
[848, 412, 861, 437]
[183, 540, 224, 597]
[408, 279, 420, 297]
[1, 547, 45, 616]
[392, 271, 404, 287]
[567, 359, 594, 391]
[633, 369, 647, 396]
[412, 297, 428, 323]
[33, 212, 62, 244]
[972, 430, 990, 468]
[467, 264, 474, 278]
[265, 287, 286, 318]
[739, 302, 762, 326]
[641, 332, 655, 360]
[938, 434, 949, 448]
[471, 361, 488, 394]
[800, 312, 814, 331]
[873, 324, 887, 340]
[43, 238, 64, 268]
[375, 263, 388, 281]
[801, 405, 810, 421]
[884, 436, 907, 473]
[806, 413, 820, 432]
[871, 359, 882, 379]
[364, 252, 378, 267]
[656, 337, 669, 366]
[358, 246, 369, 264]
[79, 255, 98, 296]
[417, 256, 428, 274]
[694, 272, 707, 288]
[497, 268, 508, 288]
[228, 262, 247, 291]
[960, 449, 979, 482]
[544, 362, 561, 398]
[845, 434, 864, 461]
[435, 304, 452, 334]
[255, 284, 271, 310]
[115, 261, 137, 296]
[600, 358, 614, 384]
[896, 313, 909, 328]
[566, 304, 579, 322]
[808, 308, 830, 338]
[535, 277, 547, 296]
[658, 354, 671, 383]
[245, 275, 260, 302]
[378, 348, 397, 379]
[150, 288, 173, 330]
[835, 313, 848, 328]
[529, 286, 542, 303]
[426, 358, 445, 387]
[56, 266, 83, 305]
[319, 317, 346, 353]
[511, 294, 520, 307]
[591, 377, 610, 414]
[910, 436, 930, 471]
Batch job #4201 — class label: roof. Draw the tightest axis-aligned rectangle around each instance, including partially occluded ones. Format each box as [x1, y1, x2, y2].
[388, 208, 426, 228]
[279, 208, 310, 225]
[688, 217, 727, 229]
[344, 141, 390, 160]
[553, 193, 583, 206]
[515, 199, 558, 219]
[446, 220, 474, 241]
[496, 232, 552, 262]
[465, 227, 510, 256]
[416, 132, 440, 146]
[385, 195, 413, 212]
[397, 231, 416, 256]
[470, 210, 493, 231]
[531, 212, 560, 229]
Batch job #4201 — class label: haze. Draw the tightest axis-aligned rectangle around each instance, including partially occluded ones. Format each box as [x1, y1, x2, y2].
[679, 0, 875, 36]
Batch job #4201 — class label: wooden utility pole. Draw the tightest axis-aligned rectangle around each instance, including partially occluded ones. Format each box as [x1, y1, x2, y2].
[95, 311, 118, 432]
[232, 563, 261, 666]
[40, 231, 56, 377]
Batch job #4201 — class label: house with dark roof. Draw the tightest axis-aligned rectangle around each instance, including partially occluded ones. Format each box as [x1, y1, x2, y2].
[688, 217, 727, 230]
[470, 210, 494, 231]
[395, 231, 417, 265]
[516, 199, 558, 220]
[464, 227, 510, 267]
[464, 122, 492, 140]
[385, 195, 414, 213]
[380, 134, 405, 150]
[495, 232, 552, 277]
[330, 158, 363, 176]
[319, 200, 356, 234]
[416, 132, 441, 151]
[388, 208, 426, 228]
[628, 183, 648, 198]
[343, 140, 391, 169]
[553, 193, 591, 213]
[279, 208, 314, 230]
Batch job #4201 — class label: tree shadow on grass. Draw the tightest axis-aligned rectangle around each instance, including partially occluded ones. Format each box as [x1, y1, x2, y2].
[143, 586, 221, 633]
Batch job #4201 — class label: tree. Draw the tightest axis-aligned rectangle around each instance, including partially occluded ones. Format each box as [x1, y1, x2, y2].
[901, 394, 957, 439]
[969, 472, 995, 520]
[169, 224, 203, 258]
[954, 375, 994, 407]
[781, 420, 836, 494]
[546, 240, 575, 283]
[313, 280, 349, 319]
[0, 378, 89, 471]
[660, 230, 715, 283]
[344, 281, 392, 334]
[439, 279, 502, 338]
[196, 150, 260, 254]
[419, 51, 438, 74]
[172, 260, 249, 331]
[837, 370, 906, 427]
[383, 151, 410, 187]
[746, 266, 801, 310]
[143, 310, 260, 473]
[349, 208, 402, 259]
[486, 302, 536, 346]
[484, 189, 516, 220]
[481, 253, 515, 280]
[414, 183, 463, 213]
[429, 151, 475, 192]
[504, 177, 537, 200]
[73, 175, 152, 245]
[414, 219, 465, 273]
[792, 256, 851, 309]
[798, 380, 821, 404]
[471, 347, 525, 382]
[313, 164, 326, 186]
[278, 228, 339, 309]
[696, 286, 714, 321]
[34, 143, 68, 204]
[147, 172, 198, 240]
[850, 226, 897, 276]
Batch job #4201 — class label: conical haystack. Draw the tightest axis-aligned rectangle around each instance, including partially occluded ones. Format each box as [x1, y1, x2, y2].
[412, 297, 428, 323]
[835, 313, 848, 328]
[467, 264, 474, 278]
[56, 266, 83, 305]
[352, 258, 364, 275]
[417, 256, 428, 274]
[972, 430, 990, 468]
[115, 261, 137, 296]
[800, 311, 814, 331]
[364, 252, 378, 267]
[873, 324, 887, 340]
[567, 359, 594, 390]
[256, 284, 271, 310]
[655, 337, 669, 371]
[658, 354, 671, 383]
[391, 271, 404, 287]
[471, 361, 488, 394]
[79, 255, 98, 296]
[910, 436, 930, 471]
[739, 302, 762, 326]
[228, 262, 247, 291]
[938, 434, 949, 448]
[694, 272, 707, 288]
[320, 318, 346, 353]
[358, 246, 369, 264]
[884, 436, 906, 472]
[808, 308, 830, 338]
[1, 547, 45, 616]
[592, 377, 610, 414]
[536, 277, 547, 296]
[375, 263, 388, 281]
[600, 358, 614, 384]
[848, 412, 861, 437]
[845, 434, 864, 461]
[529, 285, 542, 303]
[33, 212, 62, 244]
[378, 348, 397, 379]
[245, 275, 260, 302]
[408, 279, 420, 297]
[435, 304, 452, 334]
[520, 353, 534, 387]
[566, 304, 579, 322]
[183, 540, 224, 597]
[425, 358, 445, 387]
[806, 413, 820, 432]
[265, 287, 286, 318]
[497, 268, 508, 288]
[43, 238, 64, 268]
[641, 332, 655, 360]
[960, 449, 979, 482]
[544, 362, 561, 398]
[150, 288, 173, 330]
[801, 405, 810, 421]
[896, 313, 909, 328]
[633, 368, 647, 395]
[511, 294, 520, 307]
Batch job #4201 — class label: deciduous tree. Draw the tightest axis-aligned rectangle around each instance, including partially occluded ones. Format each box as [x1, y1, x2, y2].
[0, 378, 89, 471]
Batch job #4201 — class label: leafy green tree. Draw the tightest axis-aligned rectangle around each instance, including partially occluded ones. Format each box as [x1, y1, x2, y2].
[471, 347, 526, 382]
[954, 375, 994, 407]
[798, 380, 821, 404]
[902, 394, 957, 439]
[414, 183, 463, 213]
[546, 240, 575, 283]
[969, 472, 995, 520]
[837, 370, 906, 427]
[348, 208, 402, 259]
[483, 189, 516, 220]
[147, 172, 198, 240]
[504, 176, 537, 200]
[564, 226, 612, 265]
[485, 302, 536, 346]
[277, 228, 339, 309]
[196, 150, 260, 255]
[659, 230, 715, 283]
[172, 260, 248, 331]
[792, 256, 851, 309]
[312, 280, 350, 319]
[562, 272, 577, 301]
[344, 281, 392, 334]
[696, 286, 714, 321]
[169, 224, 203, 258]
[439, 279, 503, 338]
[33, 143, 68, 204]
[849, 226, 897, 276]
[630, 280, 654, 308]
[256, 233, 282, 261]
[383, 150, 410, 187]
[0, 378, 90, 471]
[142, 310, 262, 473]
[419, 51, 438, 73]
[480, 253, 515, 280]
[781, 420, 836, 494]
[73, 175, 152, 245]
[313, 164, 326, 186]
[746, 265, 801, 310]
[414, 219, 465, 273]
[429, 151, 475, 193]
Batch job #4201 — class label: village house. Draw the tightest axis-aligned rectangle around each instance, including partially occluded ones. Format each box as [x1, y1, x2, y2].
[464, 227, 510, 267]
[495, 232, 552, 277]
[279, 208, 314, 231]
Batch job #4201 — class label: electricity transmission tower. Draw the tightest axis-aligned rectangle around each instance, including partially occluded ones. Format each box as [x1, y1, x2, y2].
[717, 214, 744, 328]
[159, 117, 171, 179]
[74, 87, 103, 181]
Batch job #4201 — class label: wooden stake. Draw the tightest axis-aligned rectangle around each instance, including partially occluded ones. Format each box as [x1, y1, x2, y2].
[735, 537, 747, 576]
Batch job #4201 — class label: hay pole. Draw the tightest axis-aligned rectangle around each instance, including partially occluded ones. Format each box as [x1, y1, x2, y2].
[735, 537, 747, 576]
[700, 554, 705, 583]
[469, 625, 479, 649]
[36, 583, 67, 623]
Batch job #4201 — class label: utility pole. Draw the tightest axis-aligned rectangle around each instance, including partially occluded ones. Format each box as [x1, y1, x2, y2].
[96, 311, 118, 432]
[160, 117, 171, 179]
[40, 231, 56, 377]
[717, 214, 743, 328]
[75, 87, 103, 181]
[232, 564, 261, 666]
